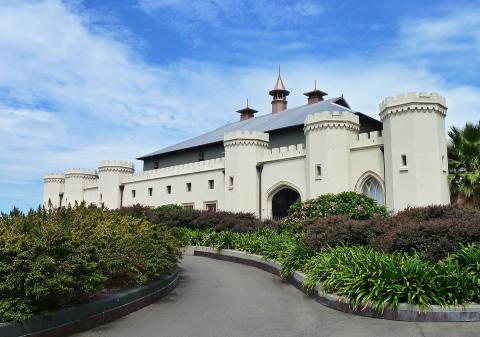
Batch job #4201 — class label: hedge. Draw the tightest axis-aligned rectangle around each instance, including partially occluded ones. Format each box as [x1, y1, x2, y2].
[0, 205, 182, 322]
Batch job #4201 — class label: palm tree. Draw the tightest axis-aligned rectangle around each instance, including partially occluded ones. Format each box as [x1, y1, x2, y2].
[448, 120, 480, 206]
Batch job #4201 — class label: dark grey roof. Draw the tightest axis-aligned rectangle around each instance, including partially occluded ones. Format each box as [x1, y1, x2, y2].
[138, 97, 378, 159]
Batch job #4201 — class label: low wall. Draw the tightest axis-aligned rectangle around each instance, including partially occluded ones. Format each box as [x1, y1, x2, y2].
[188, 247, 480, 322]
[0, 267, 179, 337]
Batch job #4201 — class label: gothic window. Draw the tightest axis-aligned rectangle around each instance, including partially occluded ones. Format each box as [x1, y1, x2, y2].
[361, 176, 384, 206]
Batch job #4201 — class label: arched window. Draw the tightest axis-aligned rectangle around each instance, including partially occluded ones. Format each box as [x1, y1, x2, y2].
[361, 176, 384, 206]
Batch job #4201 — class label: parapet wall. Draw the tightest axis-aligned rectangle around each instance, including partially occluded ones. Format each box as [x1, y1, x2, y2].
[261, 144, 306, 162]
[122, 157, 225, 183]
[98, 160, 135, 173]
[64, 169, 98, 179]
[304, 111, 360, 133]
[351, 131, 384, 150]
[224, 130, 269, 147]
[44, 173, 65, 183]
[379, 92, 447, 120]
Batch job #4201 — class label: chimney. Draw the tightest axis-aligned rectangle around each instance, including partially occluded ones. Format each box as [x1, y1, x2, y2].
[269, 66, 290, 113]
[304, 81, 327, 105]
[237, 99, 257, 121]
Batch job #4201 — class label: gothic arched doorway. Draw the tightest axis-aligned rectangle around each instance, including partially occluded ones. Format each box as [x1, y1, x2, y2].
[271, 187, 301, 219]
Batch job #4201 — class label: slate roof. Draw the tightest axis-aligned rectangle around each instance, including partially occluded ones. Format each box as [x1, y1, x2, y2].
[138, 96, 380, 160]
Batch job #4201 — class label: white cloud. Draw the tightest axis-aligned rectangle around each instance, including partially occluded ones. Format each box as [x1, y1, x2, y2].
[0, 0, 479, 212]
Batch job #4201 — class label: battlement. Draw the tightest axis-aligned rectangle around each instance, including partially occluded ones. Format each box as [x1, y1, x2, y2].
[380, 92, 446, 112]
[64, 168, 98, 179]
[304, 111, 359, 133]
[44, 173, 65, 183]
[98, 160, 134, 169]
[351, 131, 384, 150]
[261, 144, 306, 162]
[123, 157, 225, 183]
[224, 130, 269, 142]
[98, 160, 135, 173]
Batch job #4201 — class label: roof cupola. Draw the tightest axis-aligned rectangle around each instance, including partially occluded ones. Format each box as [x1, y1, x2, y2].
[237, 99, 258, 121]
[269, 66, 290, 113]
[304, 80, 328, 105]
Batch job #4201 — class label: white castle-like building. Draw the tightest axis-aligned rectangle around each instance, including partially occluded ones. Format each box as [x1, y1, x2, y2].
[43, 73, 450, 217]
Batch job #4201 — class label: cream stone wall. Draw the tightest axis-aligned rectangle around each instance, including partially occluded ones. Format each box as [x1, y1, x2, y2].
[43, 92, 450, 215]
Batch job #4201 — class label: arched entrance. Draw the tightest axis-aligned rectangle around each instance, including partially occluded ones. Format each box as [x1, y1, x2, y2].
[271, 187, 301, 219]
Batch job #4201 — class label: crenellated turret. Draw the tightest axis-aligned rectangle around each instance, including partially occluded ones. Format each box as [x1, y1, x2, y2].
[380, 92, 449, 211]
[98, 160, 135, 209]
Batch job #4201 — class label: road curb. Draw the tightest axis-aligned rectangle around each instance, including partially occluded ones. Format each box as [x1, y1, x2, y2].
[0, 266, 179, 337]
[189, 246, 480, 322]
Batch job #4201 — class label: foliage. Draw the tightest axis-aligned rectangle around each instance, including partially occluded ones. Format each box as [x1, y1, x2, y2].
[303, 245, 480, 313]
[283, 192, 388, 229]
[448, 120, 480, 203]
[0, 205, 181, 322]
[370, 205, 480, 261]
[153, 204, 183, 212]
[154, 208, 280, 232]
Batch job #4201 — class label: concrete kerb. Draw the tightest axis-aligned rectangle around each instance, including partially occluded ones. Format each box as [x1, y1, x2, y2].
[0, 267, 179, 337]
[187, 246, 480, 322]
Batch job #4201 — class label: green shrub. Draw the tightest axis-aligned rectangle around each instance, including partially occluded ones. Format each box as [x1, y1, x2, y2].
[0, 206, 181, 322]
[153, 204, 183, 212]
[284, 192, 388, 229]
[303, 245, 480, 313]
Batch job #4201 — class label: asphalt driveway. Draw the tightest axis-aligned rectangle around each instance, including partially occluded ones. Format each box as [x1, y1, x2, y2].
[74, 255, 479, 337]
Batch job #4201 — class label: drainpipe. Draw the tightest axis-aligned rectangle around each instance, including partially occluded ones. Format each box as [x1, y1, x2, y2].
[380, 145, 386, 205]
[256, 164, 264, 220]
[119, 185, 124, 208]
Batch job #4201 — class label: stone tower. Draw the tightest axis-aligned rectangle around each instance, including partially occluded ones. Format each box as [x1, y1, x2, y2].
[223, 131, 269, 215]
[97, 160, 135, 209]
[380, 92, 450, 211]
[304, 111, 360, 198]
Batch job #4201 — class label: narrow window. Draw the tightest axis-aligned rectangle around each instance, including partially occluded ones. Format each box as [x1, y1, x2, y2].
[198, 151, 204, 161]
[401, 154, 407, 166]
[132, 190, 136, 198]
[166, 185, 171, 194]
[315, 164, 322, 179]
[229, 176, 234, 187]
[148, 187, 153, 196]
[153, 161, 159, 169]
[186, 182, 192, 192]
[208, 179, 214, 189]
[100, 193, 102, 202]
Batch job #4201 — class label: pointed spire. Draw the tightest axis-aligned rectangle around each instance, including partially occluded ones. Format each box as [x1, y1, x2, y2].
[269, 65, 290, 113]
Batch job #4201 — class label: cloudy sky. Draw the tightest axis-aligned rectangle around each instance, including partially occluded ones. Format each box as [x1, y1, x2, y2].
[1, 0, 479, 212]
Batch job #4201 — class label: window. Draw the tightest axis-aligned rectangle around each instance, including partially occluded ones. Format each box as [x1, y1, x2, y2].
[132, 190, 136, 198]
[198, 151, 204, 161]
[401, 154, 407, 167]
[100, 193, 102, 202]
[229, 176, 234, 188]
[153, 161, 159, 169]
[361, 177, 384, 206]
[315, 164, 322, 179]
[166, 185, 171, 194]
[148, 187, 153, 196]
[186, 182, 192, 192]
[208, 179, 214, 189]
[205, 202, 217, 212]
[183, 203, 194, 210]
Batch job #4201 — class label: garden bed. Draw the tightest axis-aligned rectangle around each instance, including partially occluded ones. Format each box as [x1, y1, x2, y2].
[188, 246, 480, 322]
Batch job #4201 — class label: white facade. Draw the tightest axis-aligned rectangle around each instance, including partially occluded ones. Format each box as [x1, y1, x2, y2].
[43, 92, 450, 216]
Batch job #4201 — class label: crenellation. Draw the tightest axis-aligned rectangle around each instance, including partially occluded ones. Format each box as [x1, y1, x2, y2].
[44, 173, 65, 183]
[122, 157, 225, 183]
[351, 131, 384, 150]
[379, 92, 446, 113]
[261, 143, 306, 162]
[64, 168, 98, 178]
[304, 111, 360, 134]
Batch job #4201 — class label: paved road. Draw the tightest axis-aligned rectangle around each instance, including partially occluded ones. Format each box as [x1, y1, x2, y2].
[75, 256, 479, 337]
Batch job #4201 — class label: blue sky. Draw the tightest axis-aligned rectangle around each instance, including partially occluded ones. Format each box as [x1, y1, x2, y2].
[1, 0, 480, 212]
